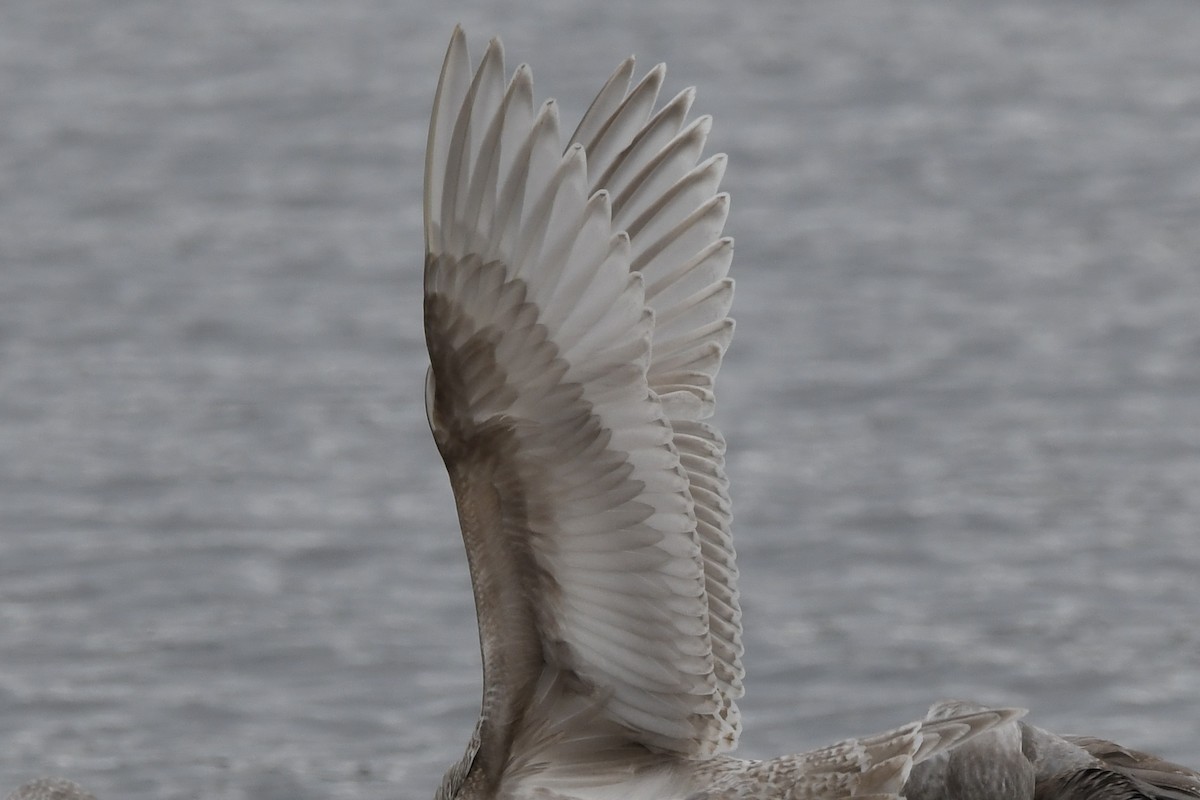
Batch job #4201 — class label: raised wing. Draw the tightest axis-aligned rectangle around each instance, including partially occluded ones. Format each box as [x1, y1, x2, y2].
[423, 25, 740, 772]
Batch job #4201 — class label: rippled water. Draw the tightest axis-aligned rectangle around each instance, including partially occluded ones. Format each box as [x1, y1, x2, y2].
[2, 2, 1199, 798]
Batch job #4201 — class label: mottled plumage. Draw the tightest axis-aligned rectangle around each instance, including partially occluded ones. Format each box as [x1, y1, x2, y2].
[907, 700, 1200, 800]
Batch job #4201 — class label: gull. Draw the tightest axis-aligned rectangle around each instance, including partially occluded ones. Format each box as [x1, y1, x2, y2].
[423, 27, 1200, 800]
[422, 26, 1021, 800]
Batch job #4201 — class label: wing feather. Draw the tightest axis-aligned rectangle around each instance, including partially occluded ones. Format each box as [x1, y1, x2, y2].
[564, 59, 744, 727]
[569, 56, 636, 156]
[612, 111, 709, 229]
[571, 63, 665, 185]
[603, 90, 699, 211]
[424, 29, 745, 768]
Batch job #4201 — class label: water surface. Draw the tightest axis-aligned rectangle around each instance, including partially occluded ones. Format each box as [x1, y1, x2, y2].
[2, 2, 1199, 797]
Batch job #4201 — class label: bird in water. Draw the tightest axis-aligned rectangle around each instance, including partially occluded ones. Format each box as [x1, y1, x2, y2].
[422, 26, 1199, 800]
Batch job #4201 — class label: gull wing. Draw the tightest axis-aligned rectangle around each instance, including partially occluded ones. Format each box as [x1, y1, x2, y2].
[423, 26, 741, 772]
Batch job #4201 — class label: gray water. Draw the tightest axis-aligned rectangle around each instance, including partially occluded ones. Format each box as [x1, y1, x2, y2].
[2, 2, 1199, 798]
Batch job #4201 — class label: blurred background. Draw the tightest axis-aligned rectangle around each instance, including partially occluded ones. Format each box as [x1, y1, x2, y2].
[2, 1, 1199, 797]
